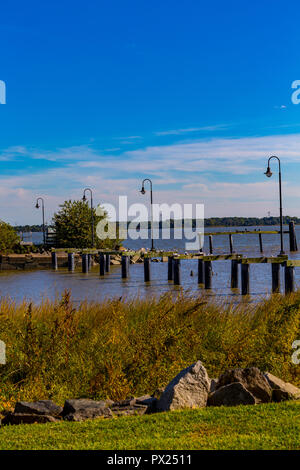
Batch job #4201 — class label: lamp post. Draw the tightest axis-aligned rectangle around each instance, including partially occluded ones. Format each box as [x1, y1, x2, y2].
[35, 197, 46, 245]
[140, 178, 154, 251]
[82, 188, 95, 247]
[264, 155, 285, 255]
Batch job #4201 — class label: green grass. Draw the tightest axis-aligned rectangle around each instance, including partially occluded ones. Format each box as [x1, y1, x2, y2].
[1, 401, 300, 450]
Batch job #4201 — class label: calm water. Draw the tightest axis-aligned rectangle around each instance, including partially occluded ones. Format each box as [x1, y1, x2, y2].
[3, 225, 300, 304]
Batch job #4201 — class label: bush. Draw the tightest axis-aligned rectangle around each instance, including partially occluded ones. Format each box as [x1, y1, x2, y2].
[0, 290, 299, 408]
[52, 200, 121, 249]
[0, 221, 20, 253]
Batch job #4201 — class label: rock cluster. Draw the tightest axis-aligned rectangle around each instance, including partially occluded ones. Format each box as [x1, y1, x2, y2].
[1, 362, 299, 426]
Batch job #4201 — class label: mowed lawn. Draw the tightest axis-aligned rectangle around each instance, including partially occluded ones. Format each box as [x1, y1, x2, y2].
[1, 401, 300, 450]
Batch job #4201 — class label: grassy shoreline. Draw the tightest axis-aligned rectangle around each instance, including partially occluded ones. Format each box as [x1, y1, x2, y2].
[0, 290, 299, 410]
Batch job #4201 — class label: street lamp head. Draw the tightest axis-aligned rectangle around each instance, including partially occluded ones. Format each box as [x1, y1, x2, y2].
[82, 194, 87, 201]
[264, 166, 272, 178]
[35, 202, 40, 209]
[140, 187, 146, 195]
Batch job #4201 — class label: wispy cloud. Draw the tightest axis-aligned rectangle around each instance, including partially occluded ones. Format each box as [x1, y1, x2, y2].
[154, 124, 229, 136]
[1, 132, 300, 223]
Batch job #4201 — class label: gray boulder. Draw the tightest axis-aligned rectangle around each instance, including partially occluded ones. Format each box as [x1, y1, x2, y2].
[208, 382, 256, 407]
[216, 367, 272, 403]
[62, 399, 113, 421]
[14, 400, 63, 417]
[156, 361, 210, 411]
[264, 372, 300, 402]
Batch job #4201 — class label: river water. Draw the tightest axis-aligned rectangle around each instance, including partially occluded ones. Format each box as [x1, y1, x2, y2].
[1, 225, 300, 304]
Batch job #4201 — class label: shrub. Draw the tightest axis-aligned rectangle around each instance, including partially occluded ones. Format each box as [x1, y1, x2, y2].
[0, 290, 299, 409]
[0, 220, 20, 253]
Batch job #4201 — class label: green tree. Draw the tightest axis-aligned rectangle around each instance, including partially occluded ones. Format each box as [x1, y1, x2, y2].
[0, 220, 20, 253]
[52, 200, 121, 249]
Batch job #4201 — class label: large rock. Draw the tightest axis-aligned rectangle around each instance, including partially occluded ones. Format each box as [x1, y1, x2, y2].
[62, 399, 113, 422]
[2, 413, 58, 425]
[14, 400, 63, 417]
[156, 361, 210, 411]
[208, 382, 256, 407]
[264, 372, 300, 402]
[216, 367, 272, 403]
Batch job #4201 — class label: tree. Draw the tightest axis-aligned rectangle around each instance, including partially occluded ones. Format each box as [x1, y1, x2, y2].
[52, 200, 121, 249]
[0, 220, 20, 253]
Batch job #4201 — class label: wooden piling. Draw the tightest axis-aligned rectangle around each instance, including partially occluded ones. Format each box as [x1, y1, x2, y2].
[271, 263, 280, 293]
[231, 259, 238, 288]
[204, 261, 212, 289]
[241, 263, 250, 295]
[121, 255, 129, 279]
[209, 235, 213, 254]
[198, 259, 204, 284]
[105, 254, 110, 273]
[99, 253, 105, 276]
[173, 258, 181, 285]
[284, 265, 294, 294]
[51, 252, 58, 270]
[67, 252, 75, 271]
[229, 234, 233, 254]
[259, 233, 263, 253]
[144, 257, 151, 282]
[168, 256, 173, 281]
[289, 221, 298, 251]
[82, 254, 89, 273]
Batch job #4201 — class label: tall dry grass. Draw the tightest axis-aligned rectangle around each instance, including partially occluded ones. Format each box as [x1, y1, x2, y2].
[0, 290, 299, 409]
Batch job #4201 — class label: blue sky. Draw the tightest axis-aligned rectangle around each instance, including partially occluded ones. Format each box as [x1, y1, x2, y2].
[1, 0, 300, 224]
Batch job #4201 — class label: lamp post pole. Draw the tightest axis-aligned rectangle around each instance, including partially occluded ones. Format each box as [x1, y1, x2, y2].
[264, 156, 285, 255]
[35, 197, 46, 245]
[83, 188, 95, 248]
[140, 178, 154, 251]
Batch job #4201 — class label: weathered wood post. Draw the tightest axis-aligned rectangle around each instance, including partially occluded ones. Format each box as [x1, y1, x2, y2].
[144, 257, 151, 282]
[168, 256, 173, 281]
[198, 259, 204, 284]
[82, 254, 89, 273]
[67, 252, 75, 271]
[88, 254, 92, 270]
[173, 258, 181, 285]
[289, 221, 298, 251]
[271, 263, 280, 293]
[209, 235, 213, 254]
[284, 264, 294, 294]
[241, 262, 250, 295]
[229, 234, 234, 254]
[204, 260, 212, 289]
[231, 260, 238, 288]
[259, 233, 263, 253]
[51, 251, 58, 270]
[105, 254, 110, 273]
[121, 255, 129, 279]
[99, 253, 105, 276]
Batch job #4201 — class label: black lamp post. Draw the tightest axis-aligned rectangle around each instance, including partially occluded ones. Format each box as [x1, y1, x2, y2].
[82, 188, 95, 247]
[140, 178, 154, 251]
[35, 197, 46, 245]
[264, 156, 285, 255]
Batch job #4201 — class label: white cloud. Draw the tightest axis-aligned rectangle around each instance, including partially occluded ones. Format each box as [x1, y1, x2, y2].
[1, 132, 300, 223]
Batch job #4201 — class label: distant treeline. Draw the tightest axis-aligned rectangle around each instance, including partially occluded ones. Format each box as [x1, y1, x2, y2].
[14, 224, 44, 232]
[14, 216, 300, 233]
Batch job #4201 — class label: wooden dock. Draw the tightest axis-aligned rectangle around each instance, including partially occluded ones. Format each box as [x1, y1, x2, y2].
[50, 248, 299, 296]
